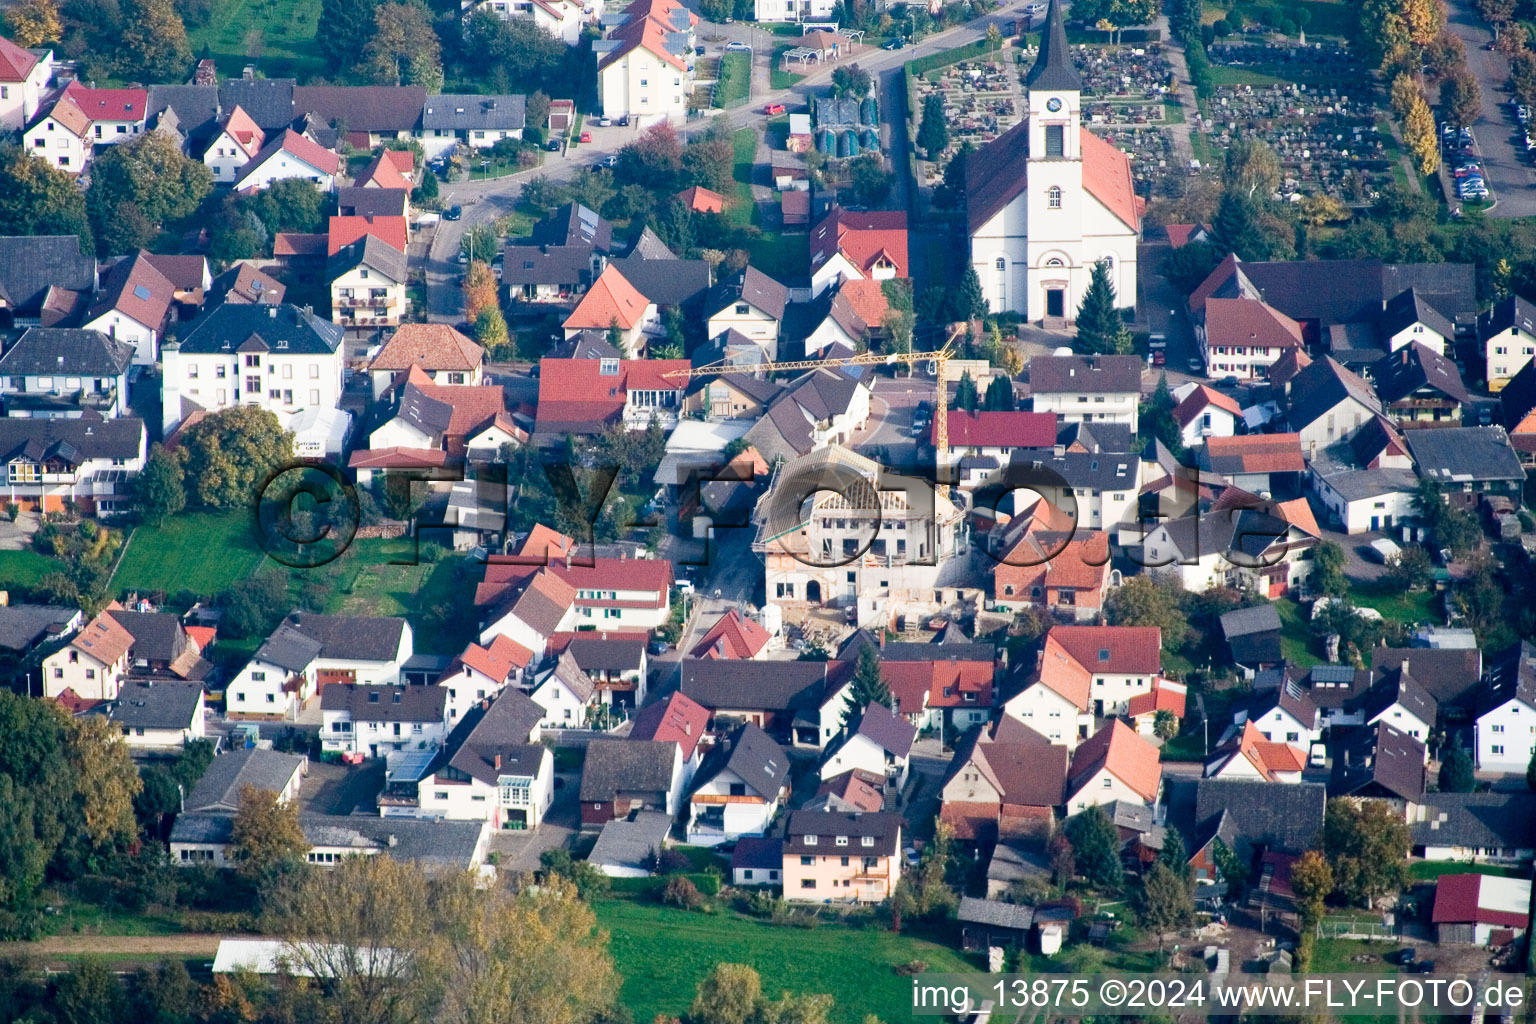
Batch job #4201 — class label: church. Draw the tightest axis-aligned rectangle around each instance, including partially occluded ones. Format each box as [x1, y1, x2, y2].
[966, 0, 1142, 323]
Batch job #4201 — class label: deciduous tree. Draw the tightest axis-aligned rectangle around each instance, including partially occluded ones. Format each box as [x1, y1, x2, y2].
[463, 260, 499, 323]
[1137, 862, 1193, 948]
[689, 963, 762, 1024]
[1312, 541, 1349, 598]
[171, 406, 293, 509]
[0, 144, 92, 244]
[133, 444, 185, 526]
[6, 0, 61, 45]
[228, 784, 306, 878]
[848, 153, 893, 207]
[115, 0, 189, 82]
[1105, 574, 1188, 650]
[1289, 850, 1334, 930]
[319, 0, 379, 73]
[68, 716, 140, 851]
[1322, 798, 1410, 907]
[1404, 87, 1441, 175]
[86, 132, 211, 256]
[364, 1, 441, 88]
[1063, 806, 1123, 890]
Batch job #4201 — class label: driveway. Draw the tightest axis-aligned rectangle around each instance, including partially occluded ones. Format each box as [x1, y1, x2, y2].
[489, 770, 581, 874]
[1444, 0, 1536, 216]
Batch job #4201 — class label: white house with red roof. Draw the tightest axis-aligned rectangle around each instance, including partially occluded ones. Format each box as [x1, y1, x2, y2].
[630, 690, 711, 776]
[477, 552, 674, 637]
[938, 409, 1056, 472]
[0, 36, 53, 132]
[562, 265, 658, 356]
[1127, 678, 1187, 738]
[470, 0, 590, 45]
[1065, 719, 1162, 813]
[595, 0, 695, 123]
[203, 105, 266, 183]
[1173, 384, 1241, 448]
[23, 86, 91, 171]
[691, 608, 772, 659]
[233, 129, 340, 192]
[477, 569, 578, 655]
[534, 356, 688, 435]
[529, 650, 598, 728]
[60, 81, 145, 144]
[1197, 297, 1304, 380]
[1001, 626, 1163, 747]
[1204, 720, 1305, 783]
[438, 634, 534, 723]
[82, 251, 176, 366]
[809, 207, 909, 299]
[964, 0, 1139, 322]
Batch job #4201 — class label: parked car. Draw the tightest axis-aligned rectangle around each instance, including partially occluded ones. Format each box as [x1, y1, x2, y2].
[1455, 164, 1483, 177]
[579, 130, 592, 142]
[763, 103, 785, 115]
[1396, 948, 1416, 966]
[1187, 357, 1204, 374]
[884, 38, 905, 49]
[695, 45, 705, 55]
[618, 114, 630, 126]
[725, 40, 751, 51]
[911, 401, 933, 437]
[546, 138, 562, 151]
[596, 116, 612, 127]
[601, 154, 619, 167]
[444, 204, 462, 220]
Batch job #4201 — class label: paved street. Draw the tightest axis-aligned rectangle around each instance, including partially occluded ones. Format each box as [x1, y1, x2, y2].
[1444, 0, 1536, 217]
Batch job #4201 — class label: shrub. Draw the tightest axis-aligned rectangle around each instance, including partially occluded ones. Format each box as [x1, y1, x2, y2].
[661, 876, 705, 910]
[1212, 18, 1232, 35]
[895, 960, 929, 976]
[657, 849, 693, 874]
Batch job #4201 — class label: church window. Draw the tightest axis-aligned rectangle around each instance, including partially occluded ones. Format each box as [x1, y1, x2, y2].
[1045, 125, 1064, 157]
[995, 257, 1006, 270]
[1047, 186, 1062, 209]
[1046, 257, 1064, 267]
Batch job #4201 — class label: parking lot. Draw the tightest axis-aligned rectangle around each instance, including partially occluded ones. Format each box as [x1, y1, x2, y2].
[1446, 0, 1536, 217]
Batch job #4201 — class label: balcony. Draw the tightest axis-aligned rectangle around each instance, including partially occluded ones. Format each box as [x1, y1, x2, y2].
[334, 294, 400, 309]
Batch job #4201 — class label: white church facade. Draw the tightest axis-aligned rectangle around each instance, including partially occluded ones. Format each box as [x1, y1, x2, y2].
[966, 0, 1141, 323]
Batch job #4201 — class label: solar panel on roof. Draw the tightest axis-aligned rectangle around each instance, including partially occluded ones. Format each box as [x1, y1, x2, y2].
[1311, 665, 1356, 682]
[133, 285, 152, 300]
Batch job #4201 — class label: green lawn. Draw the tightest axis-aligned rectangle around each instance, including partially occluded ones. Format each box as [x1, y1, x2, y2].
[1274, 597, 1323, 668]
[1310, 937, 1399, 973]
[771, 48, 806, 90]
[1408, 861, 1524, 881]
[187, 0, 325, 82]
[1352, 584, 1437, 626]
[1204, 0, 1354, 36]
[728, 128, 757, 227]
[593, 899, 976, 1024]
[715, 52, 752, 109]
[37, 892, 186, 938]
[1206, 65, 1291, 88]
[0, 549, 69, 588]
[726, 127, 808, 280]
[112, 511, 265, 598]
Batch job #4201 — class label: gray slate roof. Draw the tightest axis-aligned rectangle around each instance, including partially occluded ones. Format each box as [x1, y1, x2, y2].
[588, 810, 672, 872]
[579, 739, 677, 801]
[292, 85, 425, 133]
[1411, 792, 1536, 851]
[220, 78, 296, 132]
[0, 329, 134, 376]
[531, 203, 613, 252]
[680, 658, 852, 713]
[1173, 777, 1326, 855]
[1029, 354, 1142, 395]
[320, 683, 446, 722]
[1406, 425, 1524, 485]
[695, 722, 789, 800]
[607, 256, 710, 308]
[283, 612, 407, 663]
[1329, 721, 1427, 803]
[103, 681, 203, 730]
[1026, 0, 1082, 90]
[0, 236, 97, 315]
[958, 896, 1034, 930]
[422, 93, 526, 132]
[183, 748, 307, 813]
[174, 303, 344, 356]
[328, 234, 408, 283]
[0, 416, 145, 464]
[1219, 603, 1282, 639]
[0, 603, 78, 653]
[784, 809, 902, 856]
[707, 266, 789, 321]
[299, 813, 483, 865]
[432, 686, 546, 786]
[1370, 343, 1471, 406]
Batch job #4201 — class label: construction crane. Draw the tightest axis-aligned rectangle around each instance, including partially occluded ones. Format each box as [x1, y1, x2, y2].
[662, 327, 966, 492]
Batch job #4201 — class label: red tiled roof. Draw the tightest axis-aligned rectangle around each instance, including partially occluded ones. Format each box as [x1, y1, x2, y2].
[1276, 497, 1321, 539]
[839, 279, 889, 325]
[1203, 434, 1305, 474]
[811, 208, 909, 278]
[519, 524, 575, 562]
[41, 93, 92, 139]
[1432, 874, 1531, 928]
[1204, 297, 1304, 350]
[1050, 625, 1162, 676]
[61, 80, 146, 121]
[553, 558, 672, 607]
[534, 357, 689, 431]
[370, 324, 484, 372]
[1172, 385, 1242, 428]
[1080, 128, 1140, 231]
[0, 36, 40, 81]
[356, 151, 410, 190]
[1231, 721, 1306, 779]
[347, 447, 449, 469]
[691, 608, 771, 659]
[1188, 253, 1241, 314]
[630, 691, 710, 760]
[70, 605, 135, 668]
[1070, 719, 1162, 802]
[563, 265, 652, 331]
[1036, 633, 1091, 710]
[1126, 678, 1186, 719]
[328, 214, 407, 256]
[676, 185, 725, 213]
[382, 149, 414, 177]
[599, 14, 687, 72]
[1165, 224, 1207, 248]
[52, 688, 104, 715]
[939, 409, 1056, 448]
[216, 104, 265, 156]
[450, 634, 534, 685]
[274, 232, 327, 257]
[819, 769, 886, 813]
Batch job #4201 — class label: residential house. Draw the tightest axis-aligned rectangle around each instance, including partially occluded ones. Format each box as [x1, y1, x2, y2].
[818, 702, 916, 792]
[368, 368, 510, 460]
[0, 236, 97, 329]
[630, 690, 712, 776]
[0, 37, 52, 132]
[680, 657, 853, 747]
[753, 445, 963, 628]
[328, 235, 408, 329]
[1480, 294, 1536, 392]
[97, 680, 206, 752]
[476, 569, 577, 655]
[587, 810, 673, 877]
[203, 105, 265, 182]
[366, 323, 484, 399]
[328, 214, 408, 257]
[59, 81, 146, 145]
[686, 722, 790, 845]
[534, 356, 688, 435]
[1047, 625, 1161, 718]
[142, 253, 212, 321]
[1064, 719, 1162, 814]
[1126, 678, 1187, 737]
[1001, 448, 1142, 538]
[1195, 297, 1304, 380]
[990, 499, 1111, 621]
[1405, 425, 1524, 511]
[1369, 343, 1470, 427]
[392, 688, 552, 829]
[737, 369, 872, 463]
[1475, 641, 1536, 773]
[232, 130, 340, 192]
[352, 150, 413, 190]
[1308, 445, 1420, 535]
[809, 207, 908, 298]
[1355, 664, 1437, 743]
[1219, 603, 1284, 679]
[225, 613, 413, 719]
[320, 683, 448, 757]
[1373, 286, 1455, 357]
[81, 252, 175, 366]
[1285, 356, 1384, 456]
[810, 768, 886, 813]
[561, 265, 658, 356]
[677, 185, 724, 214]
[1000, 631, 1094, 746]
[23, 86, 92, 171]
[548, 630, 649, 709]
[1204, 721, 1306, 783]
[0, 415, 146, 515]
[503, 203, 613, 302]
[753, 0, 836, 20]
[175, 809, 490, 871]
[1164, 777, 1326, 884]
[579, 738, 688, 827]
[1138, 498, 1320, 596]
[781, 809, 903, 903]
[0, 603, 80, 672]
[939, 410, 1057, 475]
[291, 85, 425, 147]
[468, 0, 589, 45]
[160, 303, 345, 438]
[42, 606, 135, 703]
[0, 329, 133, 419]
[1411, 791, 1536, 863]
[690, 608, 772, 659]
[1028, 354, 1141, 431]
[705, 267, 789, 352]
[873, 637, 997, 732]
[594, 0, 695, 122]
[1372, 646, 1485, 720]
[476, 554, 673, 635]
[603, 253, 711, 319]
[1172, 385, 1241, 448]
[1200, 433, 1306, 496]
[1431, 873, 1532, 945]
[105, 609, 212, 684]
[1328, 721, 1427, 811]
[940, 717, 1069, 842]
[730, 836, 783, 886]
[528, 650, 598, 728]
[1499, 359, 1536, 467]
[421, 93, 525, 157]
[184, 748, 308, 815]
[437, 634, 534, 723]
[337, 186, 409, 219]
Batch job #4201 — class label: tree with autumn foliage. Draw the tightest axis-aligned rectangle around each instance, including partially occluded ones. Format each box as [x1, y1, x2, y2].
[5, 0, 60, 45]
[1404, 88, 1441, 175]
[1289, 850, 1334, 931]
[463, 261, 499, 323]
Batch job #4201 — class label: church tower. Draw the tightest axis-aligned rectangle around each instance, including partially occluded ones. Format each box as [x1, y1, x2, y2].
[1024, 0, 1085, 321]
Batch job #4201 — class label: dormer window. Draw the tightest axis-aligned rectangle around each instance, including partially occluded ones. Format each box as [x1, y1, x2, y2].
[861, 836, 874, 847]
[600, 358, 619, 375]
[804, 834, 817, 845]
[835, 835, 848, 846]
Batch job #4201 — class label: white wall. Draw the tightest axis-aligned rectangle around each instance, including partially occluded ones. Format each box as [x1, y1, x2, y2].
[234, 151, 335, 193]
[1488, 326, 1536, 389]
[0, 55, 53, 132]
[163, 347, 344, 436]
[1066, 766, 1147, 814]
[1001, 684, 1086, 747]
[599, 48, 689, 121]
[82, 309, 158, 366]
[42, 649, 123, 701]
[1476, 698, 1536, 772]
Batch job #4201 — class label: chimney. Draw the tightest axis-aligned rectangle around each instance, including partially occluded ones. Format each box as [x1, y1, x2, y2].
[268, 305, 277, 318]
[494, 752, 502, 770]
[387, 834, 398, 847]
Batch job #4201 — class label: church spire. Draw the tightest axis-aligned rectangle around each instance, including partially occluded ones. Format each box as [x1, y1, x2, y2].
[1026, 0, 1082, 92]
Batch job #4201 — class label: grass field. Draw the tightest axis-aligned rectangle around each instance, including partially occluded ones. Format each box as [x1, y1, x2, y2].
[1274, 597, 1323, 668]
[1408, 861, 1524, 881]
[1352, 584, 1438, 626]
[0, 549, 69, 588]
[592, 899, 976, 1024]
[715, 52, 752, 109]
[112, 511, 265, 598]
[728, 127, 809, 279]
[187, 0, 325, 82]
[1311, 937, 1398, 973]
[771, 48, 807, 90]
